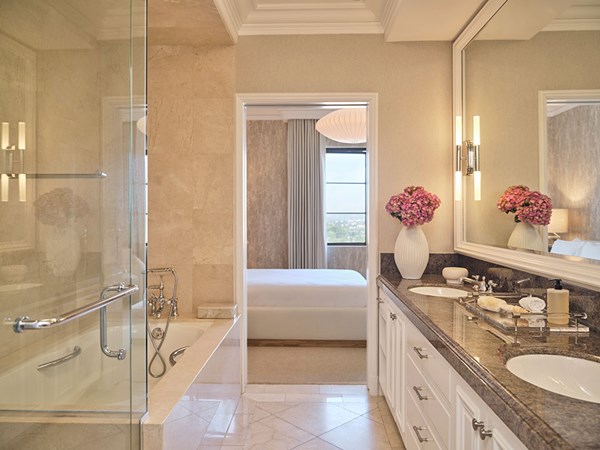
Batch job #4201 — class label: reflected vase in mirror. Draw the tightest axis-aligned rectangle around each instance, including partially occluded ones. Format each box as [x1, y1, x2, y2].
[44, 221, 81, 277]
[507, 222, 544, 253]
[394, 225, 429, 279]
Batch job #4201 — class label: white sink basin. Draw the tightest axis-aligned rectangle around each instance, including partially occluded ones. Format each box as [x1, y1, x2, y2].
[506, 354, 600, 404]
[408, 286, 468, 298]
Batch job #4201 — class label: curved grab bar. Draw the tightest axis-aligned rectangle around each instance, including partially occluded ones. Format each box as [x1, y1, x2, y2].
[11, 284, 138, 333]
[37, 346, 82, 371]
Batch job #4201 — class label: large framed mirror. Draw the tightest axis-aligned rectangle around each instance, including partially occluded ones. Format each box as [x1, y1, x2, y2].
[453, 0, 600, 289]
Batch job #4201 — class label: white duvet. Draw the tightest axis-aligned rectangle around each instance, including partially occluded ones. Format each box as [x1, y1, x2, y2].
[247, 269, 367, 308]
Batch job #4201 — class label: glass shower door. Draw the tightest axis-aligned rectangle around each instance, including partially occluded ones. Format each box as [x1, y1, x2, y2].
[0, 0, 147, 448]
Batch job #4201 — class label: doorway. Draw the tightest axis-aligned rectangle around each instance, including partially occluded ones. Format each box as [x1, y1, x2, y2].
[234, 93, 379, 392]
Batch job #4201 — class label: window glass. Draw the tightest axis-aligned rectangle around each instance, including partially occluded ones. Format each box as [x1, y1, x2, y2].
[327, 214, 366, 244]
[325, 153, 366, 183]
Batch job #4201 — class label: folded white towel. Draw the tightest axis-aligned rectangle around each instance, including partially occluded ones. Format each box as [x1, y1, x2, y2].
[519, 296, 546, 313]
[477, 296, 507, 312]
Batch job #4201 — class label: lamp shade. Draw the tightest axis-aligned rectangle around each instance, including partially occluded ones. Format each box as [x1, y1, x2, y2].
[315, 108, 366, 144]
[549, 208, 569, 234]
[136, 115, 147, 135]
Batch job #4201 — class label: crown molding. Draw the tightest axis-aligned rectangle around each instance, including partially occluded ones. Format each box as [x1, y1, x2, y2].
[213, 0, 242, 43]
[239, 21, 384, 36]
[543, 18, 600, 31]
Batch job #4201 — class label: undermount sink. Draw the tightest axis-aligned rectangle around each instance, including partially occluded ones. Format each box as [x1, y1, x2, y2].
[506, 354, 600, 404]
[408, 286, 468, 298]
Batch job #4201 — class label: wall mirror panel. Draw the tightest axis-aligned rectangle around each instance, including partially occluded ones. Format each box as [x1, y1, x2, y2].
[453, 0, 600, 289]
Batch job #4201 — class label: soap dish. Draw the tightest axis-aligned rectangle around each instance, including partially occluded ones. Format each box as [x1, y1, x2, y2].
[442, 267, 468, 285]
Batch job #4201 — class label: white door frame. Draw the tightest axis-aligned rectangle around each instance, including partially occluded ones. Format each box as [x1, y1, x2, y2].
[234, 92, 379, 394]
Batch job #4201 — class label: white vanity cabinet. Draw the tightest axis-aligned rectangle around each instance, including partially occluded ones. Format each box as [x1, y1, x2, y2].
[377, 286, 526, 450]
[378, 290, 405, 433]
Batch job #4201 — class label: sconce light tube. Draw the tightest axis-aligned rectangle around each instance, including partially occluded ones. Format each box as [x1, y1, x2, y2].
[1, 123, 8, 150]
[455, 116, 462, 201]
[473, 121, 481, 201]
[1, 174, 8, 202]
[18, 122, 26, 150]
[18, 174, 26, 202]
[473, 115, 480, 146]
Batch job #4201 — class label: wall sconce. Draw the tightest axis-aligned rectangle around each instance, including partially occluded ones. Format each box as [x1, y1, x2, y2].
[1, 121, 27, 202]
[454, 115, 481, 201]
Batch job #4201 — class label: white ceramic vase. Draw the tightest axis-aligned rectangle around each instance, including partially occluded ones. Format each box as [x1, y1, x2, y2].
[394, 225, 429, 279]
[507, 222, 544, 252]
[45, 223, 81, 277]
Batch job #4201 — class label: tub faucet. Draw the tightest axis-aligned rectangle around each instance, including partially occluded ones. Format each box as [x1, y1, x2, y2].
[148, 280, 166, 318]
[147, 267, 179, 319]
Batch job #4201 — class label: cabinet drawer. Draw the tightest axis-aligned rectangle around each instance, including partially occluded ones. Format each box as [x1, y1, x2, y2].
[405, 389, 442, 450]
[405, 321, 451, 402]
[406, 355, 450, 448]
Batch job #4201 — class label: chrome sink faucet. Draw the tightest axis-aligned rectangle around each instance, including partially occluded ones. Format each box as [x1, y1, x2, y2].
[460, 275, 488, 292]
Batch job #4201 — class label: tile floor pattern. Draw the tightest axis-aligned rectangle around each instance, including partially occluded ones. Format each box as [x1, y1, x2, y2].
[165, 384, 405, 450]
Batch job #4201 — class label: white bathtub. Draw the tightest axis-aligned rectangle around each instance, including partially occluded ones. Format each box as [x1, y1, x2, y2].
[0, 318, 214, 411]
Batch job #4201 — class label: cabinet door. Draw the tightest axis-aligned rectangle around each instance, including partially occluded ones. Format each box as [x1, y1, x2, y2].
[378, 297, 390, 397]
[390, 304, 405, 433]
[455, 385, 482, 450]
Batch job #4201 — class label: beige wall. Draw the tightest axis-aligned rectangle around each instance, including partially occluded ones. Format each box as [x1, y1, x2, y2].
[246, 120, 289, 268]
[236, 35, 454, 254]
[464, 31, 600, 247]
[148, 44, 235, 311]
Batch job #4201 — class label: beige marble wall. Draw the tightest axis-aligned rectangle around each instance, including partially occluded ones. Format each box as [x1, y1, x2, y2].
[236, 35, 454, 255]
[148, 44, 235, 312]
[246, 120, 288, 268]
[327, 246, 368, 278]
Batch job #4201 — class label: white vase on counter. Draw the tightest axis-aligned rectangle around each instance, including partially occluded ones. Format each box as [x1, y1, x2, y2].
[394, 225, 429, 279]
[507, 222, 544, 252]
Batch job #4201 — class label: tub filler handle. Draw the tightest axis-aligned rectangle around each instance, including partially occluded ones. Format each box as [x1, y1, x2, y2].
[37, 346, 82, 371]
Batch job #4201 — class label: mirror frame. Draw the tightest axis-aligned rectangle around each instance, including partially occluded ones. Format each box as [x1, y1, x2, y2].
[452, 0, 600, 290]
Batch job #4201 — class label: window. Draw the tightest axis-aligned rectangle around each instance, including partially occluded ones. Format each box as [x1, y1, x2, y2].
[325, 148, 367, 245]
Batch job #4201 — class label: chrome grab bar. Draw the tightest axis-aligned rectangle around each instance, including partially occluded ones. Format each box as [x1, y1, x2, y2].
[37, 346, 82, 371]
[11, 284, 139, 333]
[99, 284, 136, 360]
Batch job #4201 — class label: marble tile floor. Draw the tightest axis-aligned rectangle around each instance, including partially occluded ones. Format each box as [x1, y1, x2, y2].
[167, 384, 405, 450]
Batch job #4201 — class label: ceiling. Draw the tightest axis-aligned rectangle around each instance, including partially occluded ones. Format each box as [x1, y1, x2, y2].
[213, 0, 488, 42]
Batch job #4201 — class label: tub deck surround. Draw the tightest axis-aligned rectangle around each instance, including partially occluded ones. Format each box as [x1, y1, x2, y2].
[378, 274, 600, 450]
[145, 316, 239, 425]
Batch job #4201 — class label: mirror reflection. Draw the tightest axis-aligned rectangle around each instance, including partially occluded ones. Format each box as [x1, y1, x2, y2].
[461, 0, 600, 261]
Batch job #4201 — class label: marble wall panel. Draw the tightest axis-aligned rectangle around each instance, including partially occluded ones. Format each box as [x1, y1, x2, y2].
[148, 42, 235, 313]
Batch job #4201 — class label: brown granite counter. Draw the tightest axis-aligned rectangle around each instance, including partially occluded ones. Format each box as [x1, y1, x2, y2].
[378, 273, 600, 450]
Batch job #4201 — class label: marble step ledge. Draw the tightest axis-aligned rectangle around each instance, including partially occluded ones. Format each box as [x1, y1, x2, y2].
[197, 303, 238, 319]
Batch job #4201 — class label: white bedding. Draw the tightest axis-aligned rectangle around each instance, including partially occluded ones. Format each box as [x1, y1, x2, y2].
[551, 239, 600, 260]
[247, 269, 367, 308]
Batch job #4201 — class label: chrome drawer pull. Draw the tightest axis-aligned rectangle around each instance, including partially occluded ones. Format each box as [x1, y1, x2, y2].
[390, 312, 397, 320]
[472, 418, 484, 431]
[479, 428, 493, 440]
[413, 386, 428, 401]
[413, 346, 430, 359]
[413, 426, 430, 443]
[37, 346, 81, 371]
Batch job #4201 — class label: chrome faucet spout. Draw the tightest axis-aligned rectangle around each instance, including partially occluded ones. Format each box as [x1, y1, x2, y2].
[460, 276, 487, 292]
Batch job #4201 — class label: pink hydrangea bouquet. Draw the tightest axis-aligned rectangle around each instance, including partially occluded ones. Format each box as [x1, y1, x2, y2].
[385, 186, 441, 227]
[34, 187, 90, 227]
[497, 185, 552, 225]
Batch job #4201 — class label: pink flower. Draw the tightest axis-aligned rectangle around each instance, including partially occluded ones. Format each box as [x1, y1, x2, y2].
[497, 185, 552, 226]
[385, 186, 441, 227]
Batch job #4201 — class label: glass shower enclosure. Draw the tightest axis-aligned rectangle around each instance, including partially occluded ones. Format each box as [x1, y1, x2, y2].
[0, 0, 147, 448]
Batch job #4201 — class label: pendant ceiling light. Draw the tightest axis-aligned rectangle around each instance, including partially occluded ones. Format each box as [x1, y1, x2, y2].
[316, 108, 366, 144]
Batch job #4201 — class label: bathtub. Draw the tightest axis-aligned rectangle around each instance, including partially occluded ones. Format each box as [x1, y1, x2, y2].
[0, 317, 217, 412]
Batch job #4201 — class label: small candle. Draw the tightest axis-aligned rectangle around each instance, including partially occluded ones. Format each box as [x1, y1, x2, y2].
[18, 173, 26, 202]
[473, 116, 481, 146]
[1, 174, 8, 202]
[1, 123, 8, 149]
[18, 122, 25, 150]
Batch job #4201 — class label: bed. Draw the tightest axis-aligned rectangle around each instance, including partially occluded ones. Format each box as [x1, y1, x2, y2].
[550, 239, 600, 261]
[247, 269, 367, 340]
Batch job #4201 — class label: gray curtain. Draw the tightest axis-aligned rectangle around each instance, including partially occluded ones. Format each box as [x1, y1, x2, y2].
[287, 119, 326, 268]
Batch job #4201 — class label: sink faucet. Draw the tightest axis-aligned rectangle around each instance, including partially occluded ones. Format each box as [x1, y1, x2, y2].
[460, 275, 488, 292]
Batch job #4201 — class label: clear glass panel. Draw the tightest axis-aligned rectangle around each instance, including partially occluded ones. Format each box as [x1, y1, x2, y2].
[327, 213, 366, 244]
[0, 0, 146, 448]
[326, 184, 366, 213]
[325, 153, 366, 183]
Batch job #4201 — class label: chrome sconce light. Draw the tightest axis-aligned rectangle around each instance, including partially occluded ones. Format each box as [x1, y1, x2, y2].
[1, 122, 27, 202]
[454, 115, 481, 201]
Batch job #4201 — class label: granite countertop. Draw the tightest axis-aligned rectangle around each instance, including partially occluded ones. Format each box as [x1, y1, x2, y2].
[378, 273, 600, 450]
